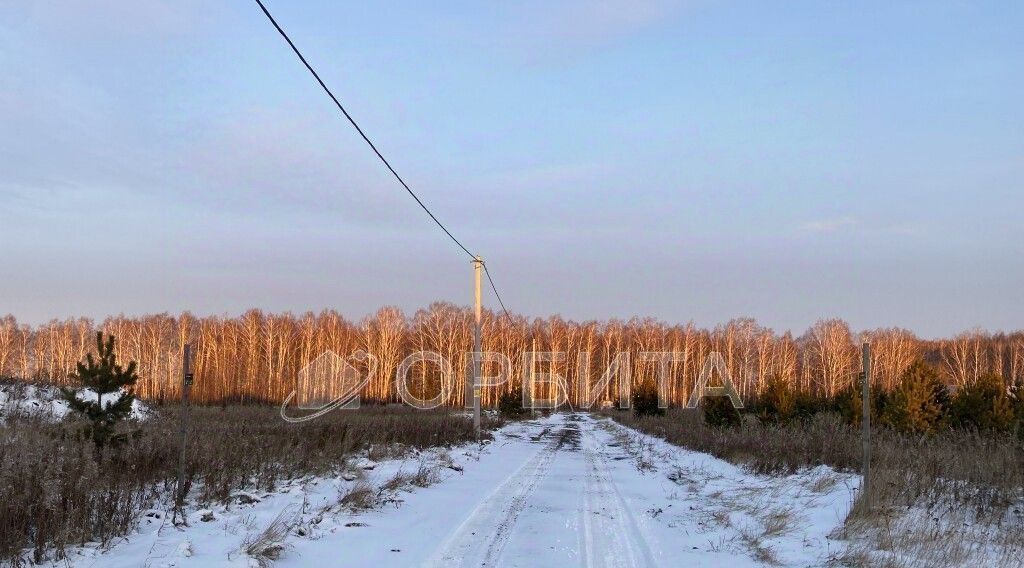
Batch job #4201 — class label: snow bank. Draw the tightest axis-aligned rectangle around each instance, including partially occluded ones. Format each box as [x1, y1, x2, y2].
[0, 382, 150, 420]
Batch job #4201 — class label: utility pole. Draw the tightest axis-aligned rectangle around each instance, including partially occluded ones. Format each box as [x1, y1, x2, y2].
[861, 342, 871, 509]
[472, 256, 483, 439]
[174, 343, 194, 522]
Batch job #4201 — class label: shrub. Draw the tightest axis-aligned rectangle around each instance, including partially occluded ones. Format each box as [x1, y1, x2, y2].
[834, 384, 889, 427]
[1012, 387, 1024, 442]
[880, 360, 950, 434]
[949, 374, 1015, 433]
[701, 396, 741, 428]
[833, 386, 860, 425]
[792, 390, 827, 422]
[755, 374, 796, 425]
[631, 380, 664, 417]
[498, 386, 527, 418]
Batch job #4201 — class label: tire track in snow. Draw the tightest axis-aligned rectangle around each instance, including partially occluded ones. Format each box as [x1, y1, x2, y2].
[425, 423, 567, 567]
[580, 422, 660, 568]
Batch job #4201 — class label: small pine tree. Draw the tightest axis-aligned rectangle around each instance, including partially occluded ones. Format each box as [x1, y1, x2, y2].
[498, 386, 527, 418]
[834, 384, 889, 427]
[632, 380, 664, 417]
[755, 374, 796, 425]
[792, 390, 826, 422]
[1011, 386, 1024, 441]
[880, 360, 949, 434]
[61, 332, 140, 448]
[833, 385, 861, 426]
[701, 396, 742, 428]
[949, 373, 1015, 433]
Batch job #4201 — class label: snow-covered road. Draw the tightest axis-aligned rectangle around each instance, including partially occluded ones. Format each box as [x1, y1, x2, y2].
[424, 415, 657, 567]
[58, 413, 857, 567]
[288, 413, 855, 567]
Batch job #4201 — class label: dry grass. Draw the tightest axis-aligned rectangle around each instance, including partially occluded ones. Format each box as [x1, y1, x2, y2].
[609, 409, 1024, 567]
[759, 506, 795, 538]
[376, 461, 442, 496]
[410, 461, 441, 488]
[237, 506, 299, 567]
[339, 479, 379, 511]
[0, 404, 497, 565]
[610, 409, 862, 475]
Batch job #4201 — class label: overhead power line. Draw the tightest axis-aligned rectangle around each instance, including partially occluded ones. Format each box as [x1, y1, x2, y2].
[483, 264, 513, 322]
[253, 0, 474, 259]
[253, 0, 516, 323]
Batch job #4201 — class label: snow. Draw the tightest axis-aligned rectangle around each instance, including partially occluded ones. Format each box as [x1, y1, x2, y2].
[42, 412, 862, 567]
[842, 483, 1024, 566]
[0, 383, 150, 420]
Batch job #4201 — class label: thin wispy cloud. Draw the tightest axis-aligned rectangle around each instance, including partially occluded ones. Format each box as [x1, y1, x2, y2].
[4, 0, 209, 39]
[178, 108, 409, 223]
[800, 216, 858, 233]
[528, 0, 688, 48]
[445, 0, 694, 63]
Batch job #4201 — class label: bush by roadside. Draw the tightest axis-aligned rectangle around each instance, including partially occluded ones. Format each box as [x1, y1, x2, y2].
[700, 396, 741, 428]
[631, 380, 664, 418]
[949, 373, 1016, 433]
[498, 386, 528, 418]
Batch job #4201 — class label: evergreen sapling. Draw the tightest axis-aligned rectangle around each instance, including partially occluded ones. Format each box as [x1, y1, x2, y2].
[61, 332, 140, 447]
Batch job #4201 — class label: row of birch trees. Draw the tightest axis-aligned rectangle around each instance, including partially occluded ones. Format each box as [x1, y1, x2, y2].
[1, 308, 1022, 407]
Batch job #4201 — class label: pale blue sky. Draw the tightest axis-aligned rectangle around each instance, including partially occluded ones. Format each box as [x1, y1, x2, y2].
[1, 1, 1021, 337]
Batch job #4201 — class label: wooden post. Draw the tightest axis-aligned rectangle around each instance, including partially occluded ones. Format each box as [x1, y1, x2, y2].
[861, 342, 871, 508]
[472, 256, 483, 439]
[175, 343, 194, 520]
[531, 337, 537, 414]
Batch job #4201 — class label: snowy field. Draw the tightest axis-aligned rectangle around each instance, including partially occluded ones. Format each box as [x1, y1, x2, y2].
[48, 413, 858, 567]
[0, 382, 150, 420]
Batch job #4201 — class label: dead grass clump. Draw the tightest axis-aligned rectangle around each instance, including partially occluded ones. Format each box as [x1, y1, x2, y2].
[237, 507, 299, 568]
[339, 480, 379, 510]
[410, 462, 440, 488]
[377, 462, 440, 495]
[806, 470, 841, 494]
[711, 509, 732, 527]
[759, 507, 795, 538]
[737, 522, 779, 565]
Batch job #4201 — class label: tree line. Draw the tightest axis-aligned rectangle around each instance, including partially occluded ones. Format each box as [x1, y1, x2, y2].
[1, 306, 1022, 407]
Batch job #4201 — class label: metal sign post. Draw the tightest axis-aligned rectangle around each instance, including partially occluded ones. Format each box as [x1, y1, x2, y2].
[861, 342, 871, 509]
[174, 343, 194, 521]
